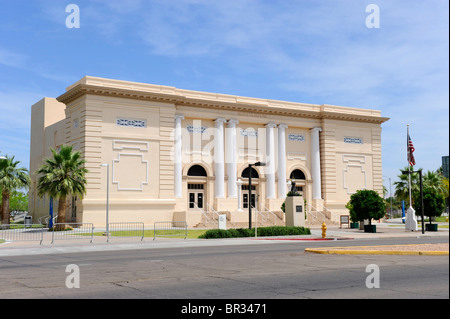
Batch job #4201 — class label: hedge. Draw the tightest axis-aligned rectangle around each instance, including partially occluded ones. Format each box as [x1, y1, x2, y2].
[198, 226, 311, 239]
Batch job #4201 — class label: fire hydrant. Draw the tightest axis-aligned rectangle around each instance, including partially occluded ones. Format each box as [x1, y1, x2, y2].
[321, 222, 327, 239]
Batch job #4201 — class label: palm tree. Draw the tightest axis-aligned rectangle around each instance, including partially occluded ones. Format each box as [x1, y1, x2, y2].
[0, 155, 30, 224]
[36, 145, 88, 228]
[394, 166, 420, 205]
[423, 170, 446, 195]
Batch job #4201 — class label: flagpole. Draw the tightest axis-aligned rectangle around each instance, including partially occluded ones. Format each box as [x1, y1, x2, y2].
[407, 124, 412, 208]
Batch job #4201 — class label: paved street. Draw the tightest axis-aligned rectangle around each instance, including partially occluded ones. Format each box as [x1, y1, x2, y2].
[0, 236, 448, 301]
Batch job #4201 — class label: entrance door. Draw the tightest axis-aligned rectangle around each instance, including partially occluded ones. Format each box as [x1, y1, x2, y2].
[188, 184, 205, 209]
[242, 185, 257, 209]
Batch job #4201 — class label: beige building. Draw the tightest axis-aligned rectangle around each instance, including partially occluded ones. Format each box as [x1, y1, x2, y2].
[29, 76, 389, 227]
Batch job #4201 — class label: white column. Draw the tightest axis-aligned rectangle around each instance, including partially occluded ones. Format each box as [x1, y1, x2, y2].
[265, 123, 276, 199]
[226, 119, 239, 198]
[174, 115, 184, 198]
[237, 178, 243, 211]
[277, 124, 288, 198]
[311, 127, 322, 200]
[214, 118, 226, 198]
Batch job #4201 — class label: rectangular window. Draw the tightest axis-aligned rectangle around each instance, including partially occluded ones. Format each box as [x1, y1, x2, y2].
[243, 194, 248, 209]
[189, 193, 195, 209]
[197, 193, 203, 209]
[188, 184, 204, 190]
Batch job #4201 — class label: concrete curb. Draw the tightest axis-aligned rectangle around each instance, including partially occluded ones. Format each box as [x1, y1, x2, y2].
[305, 245, 449, 256]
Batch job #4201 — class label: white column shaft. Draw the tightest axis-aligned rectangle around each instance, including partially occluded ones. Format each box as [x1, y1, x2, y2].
[226, 119, 239, 198]
[265, 123, 276, 199]
[311, 127, 322, 199]
[174, 115, 184, 198]
[214, 118, 226, 198]
[277, 124, 288, 198]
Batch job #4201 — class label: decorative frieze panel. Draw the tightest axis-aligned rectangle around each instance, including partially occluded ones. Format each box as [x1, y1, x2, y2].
[287, 152, 307, 161]
[113, 139, 149, 151]
[343, 165, 367, 194]
[288, 134, 305, 141]
[112, 153, 149, 191]
[240, 129, 258, 138]
[186, 125, 207, 134]
[116, 118, 147, 128]
[344, 137, 364, 144]
[342, 154, 367, 194]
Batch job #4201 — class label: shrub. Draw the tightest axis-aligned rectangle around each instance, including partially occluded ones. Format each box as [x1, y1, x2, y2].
[413, 187, 446, 224]
[198, 226, 310, 239]
[348, 189, 386, 225]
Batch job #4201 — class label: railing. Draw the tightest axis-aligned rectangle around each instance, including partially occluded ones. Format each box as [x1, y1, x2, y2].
[0, 224, 44, 245]
[263, 206, 279, 226]
[306, 204, 330, 224]
[251, 206, 267, 226]
[107, 222, 144, 243]
[153, 221, 187, 241]
[206, 203, 221, 220]
[193, 202, 212, 226]
[51, 223, 94, 244]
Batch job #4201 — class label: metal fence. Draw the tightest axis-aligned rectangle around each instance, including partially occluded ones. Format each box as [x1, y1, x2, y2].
[154, 221, 187, 241]
[0, 224, 45, 245]
[107, 222, 144, 242]
[51, 223, 94, 244]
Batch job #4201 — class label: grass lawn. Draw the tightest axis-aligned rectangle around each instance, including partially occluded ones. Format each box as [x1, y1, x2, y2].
[92, 229, 208, 239]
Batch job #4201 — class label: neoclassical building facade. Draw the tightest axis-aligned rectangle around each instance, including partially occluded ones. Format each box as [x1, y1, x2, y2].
[29, 76, 389, 227]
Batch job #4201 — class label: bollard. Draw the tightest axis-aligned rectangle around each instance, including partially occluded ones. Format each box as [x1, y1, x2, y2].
[321, 222, 327, 239]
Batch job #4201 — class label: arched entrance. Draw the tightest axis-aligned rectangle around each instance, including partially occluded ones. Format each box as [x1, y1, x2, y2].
[241, 167, 259, 210]
[187, 165, 207, 210]
[289, 169, 306, 196]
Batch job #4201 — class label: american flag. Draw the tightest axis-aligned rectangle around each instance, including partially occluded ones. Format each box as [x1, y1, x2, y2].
[407, 130, 415, 166]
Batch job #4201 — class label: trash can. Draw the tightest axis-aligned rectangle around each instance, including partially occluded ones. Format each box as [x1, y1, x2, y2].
[24, 216, 32, 228]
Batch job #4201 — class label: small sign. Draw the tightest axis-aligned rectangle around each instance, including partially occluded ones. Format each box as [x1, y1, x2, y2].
[296, 206, 303, 213]
[218, 215, 227, 230]
[340, 215, 350, 228]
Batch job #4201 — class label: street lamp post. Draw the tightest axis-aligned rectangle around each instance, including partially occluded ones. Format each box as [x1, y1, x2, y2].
[100, 164, 110, 236]
[248, 161, 266, 229]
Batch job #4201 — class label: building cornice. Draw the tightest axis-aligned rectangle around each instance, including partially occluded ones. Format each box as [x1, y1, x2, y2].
[56, 76, 389, 124]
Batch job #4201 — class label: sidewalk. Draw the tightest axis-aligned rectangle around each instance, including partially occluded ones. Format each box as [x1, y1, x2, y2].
[1, 220, 448, 257]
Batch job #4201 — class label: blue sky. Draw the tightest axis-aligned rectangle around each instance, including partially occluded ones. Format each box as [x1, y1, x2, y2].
[0, 0, 448, 194]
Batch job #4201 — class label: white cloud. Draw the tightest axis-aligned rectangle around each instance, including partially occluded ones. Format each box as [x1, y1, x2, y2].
[0, 49, 28, 68]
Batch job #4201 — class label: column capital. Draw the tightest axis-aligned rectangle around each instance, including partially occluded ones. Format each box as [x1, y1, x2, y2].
[265, 122, 277, 128]
[278, 124, 288, 129]
[227, 119, 239, 126]
[215, 118, 227, 124]
[175, 115, 185, 121]
[311, 127, 322, 132]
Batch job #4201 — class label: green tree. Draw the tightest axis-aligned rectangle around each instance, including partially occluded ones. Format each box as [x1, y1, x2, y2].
[9, 190, 29, 212]
[0, 155, 30, 224]
[394, 166, 420, 204]
[413, 187, 446, 225]
[348, 190, 386, 225]
[36, 145, 88, 228]
[423, 170, 446, 195]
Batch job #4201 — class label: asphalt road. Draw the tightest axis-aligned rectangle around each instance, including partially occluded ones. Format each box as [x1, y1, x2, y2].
[0, 237, 448, 302]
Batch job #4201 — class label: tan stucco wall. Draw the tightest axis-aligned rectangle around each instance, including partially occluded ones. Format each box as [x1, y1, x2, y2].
[29, 76, 388, 227]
